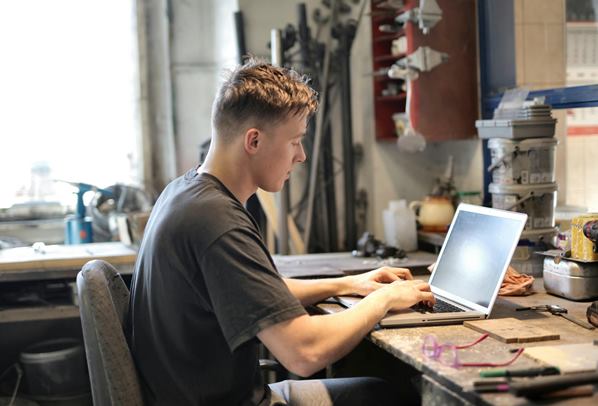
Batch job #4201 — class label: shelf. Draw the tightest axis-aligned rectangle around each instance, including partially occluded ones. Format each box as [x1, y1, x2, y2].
[376, 94, 407, 102]
[375, 134, 398, 141]
[371, 13, 399, 24]
[374, 75, 404, 82]
[371, 0, 409, 142]
[374, 53, 404, 63]
[374, 32, 405, 42]
[0, 305, 79, 323]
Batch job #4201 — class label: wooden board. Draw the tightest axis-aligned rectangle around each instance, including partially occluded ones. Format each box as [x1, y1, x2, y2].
[524, 343, 598, 374]
[464, 317, 560, 343]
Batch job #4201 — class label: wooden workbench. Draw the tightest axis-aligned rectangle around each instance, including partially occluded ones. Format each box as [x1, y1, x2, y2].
[273, 250, 437, 278]
[0, 242, 137, 282]
[0, 242, 137, 323]
[320, 278, 598, 405]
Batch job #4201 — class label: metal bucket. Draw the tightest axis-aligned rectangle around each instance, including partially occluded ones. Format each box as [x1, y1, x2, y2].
[19, 338, 89, 397]
[489, 183, 557, 230]
[511, 227, 558, 276]
[487, 138, 557, 185]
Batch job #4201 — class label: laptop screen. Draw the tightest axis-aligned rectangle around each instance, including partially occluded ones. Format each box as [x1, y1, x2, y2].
[429, 205, 526, 309]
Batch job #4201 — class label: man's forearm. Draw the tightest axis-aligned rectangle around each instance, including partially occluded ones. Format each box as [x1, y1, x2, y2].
[258, 288, 392, 376]
[284, 277, 353, 306]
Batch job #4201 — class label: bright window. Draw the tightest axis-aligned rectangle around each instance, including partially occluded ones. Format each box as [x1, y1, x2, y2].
[0, 0, 140, 212]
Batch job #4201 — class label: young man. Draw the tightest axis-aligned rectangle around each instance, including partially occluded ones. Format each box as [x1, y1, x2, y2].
[127, 58, 434, 405]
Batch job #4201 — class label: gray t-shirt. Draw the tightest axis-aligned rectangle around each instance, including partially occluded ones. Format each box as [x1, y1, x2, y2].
[127, 169, 306, 405]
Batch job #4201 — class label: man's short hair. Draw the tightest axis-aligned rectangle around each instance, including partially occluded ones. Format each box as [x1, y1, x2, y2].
[212, 58, 319, 141]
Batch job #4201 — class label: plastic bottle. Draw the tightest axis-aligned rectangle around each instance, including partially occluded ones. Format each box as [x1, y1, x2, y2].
[383, 200, 418, 252]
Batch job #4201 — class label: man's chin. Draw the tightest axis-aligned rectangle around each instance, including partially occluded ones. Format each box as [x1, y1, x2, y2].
[259, 182, 285, 193]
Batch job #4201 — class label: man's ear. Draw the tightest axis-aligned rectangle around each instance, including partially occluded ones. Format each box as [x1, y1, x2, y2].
[244, 128, 261, 155]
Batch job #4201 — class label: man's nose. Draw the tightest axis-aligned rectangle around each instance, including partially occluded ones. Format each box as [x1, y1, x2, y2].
[296, 142, 307, 163]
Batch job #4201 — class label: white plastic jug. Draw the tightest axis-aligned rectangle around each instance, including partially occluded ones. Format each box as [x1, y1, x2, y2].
[382, 200, 418, 252]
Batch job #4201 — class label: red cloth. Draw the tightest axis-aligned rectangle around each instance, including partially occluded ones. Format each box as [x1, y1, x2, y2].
[499, 265, 534, 296]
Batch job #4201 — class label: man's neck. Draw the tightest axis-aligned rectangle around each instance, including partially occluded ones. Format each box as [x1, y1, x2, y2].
[199, 151, 256, 204]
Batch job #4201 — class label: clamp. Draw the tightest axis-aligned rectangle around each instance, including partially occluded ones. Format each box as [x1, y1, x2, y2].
[388, 46, 448, 80]
[395, 0, 443, 35]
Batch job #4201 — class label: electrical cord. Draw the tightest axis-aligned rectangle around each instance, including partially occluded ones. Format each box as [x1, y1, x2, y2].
[0, 363, 23, 406]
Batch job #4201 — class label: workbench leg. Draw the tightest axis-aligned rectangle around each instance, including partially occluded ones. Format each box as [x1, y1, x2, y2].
[421, 375, 472, 406]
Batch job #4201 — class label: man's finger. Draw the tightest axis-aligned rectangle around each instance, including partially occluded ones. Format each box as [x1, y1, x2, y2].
[403, 279, 427, 287]
[391, 267, 413, 280]
[419, 291, 435, 303]
[416, 282, 432, 291]
[379, 267, 412, 280]
[377, 269, 400, 282]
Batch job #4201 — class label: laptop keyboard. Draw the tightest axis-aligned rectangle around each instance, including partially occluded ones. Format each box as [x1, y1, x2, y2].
[412, 298, 465, 314]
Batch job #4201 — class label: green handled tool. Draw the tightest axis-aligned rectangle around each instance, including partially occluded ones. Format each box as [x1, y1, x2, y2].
[480, 366, 560, 378]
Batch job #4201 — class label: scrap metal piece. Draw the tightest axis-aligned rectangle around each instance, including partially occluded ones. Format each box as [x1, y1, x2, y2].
[395, 46, 448, 73]
[395, 0, 442, 34]
[387, 63, 419, 80]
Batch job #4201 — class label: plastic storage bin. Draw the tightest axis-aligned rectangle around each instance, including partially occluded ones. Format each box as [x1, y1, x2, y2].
[489, 183, 557, 230]
[487, 138, 557, 185]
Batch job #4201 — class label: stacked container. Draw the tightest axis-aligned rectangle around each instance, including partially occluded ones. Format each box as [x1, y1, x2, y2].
[476, 100, 558, 276]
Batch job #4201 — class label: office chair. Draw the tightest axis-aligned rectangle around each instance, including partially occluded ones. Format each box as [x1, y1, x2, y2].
[77, 259, 144, 406]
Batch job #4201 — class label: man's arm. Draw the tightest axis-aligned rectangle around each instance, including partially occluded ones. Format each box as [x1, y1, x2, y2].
[283, 266, 414, 306]
[258, 279, 433, 377]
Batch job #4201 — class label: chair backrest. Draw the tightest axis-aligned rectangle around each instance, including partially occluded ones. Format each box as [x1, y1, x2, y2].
[77, 259, 144, 406]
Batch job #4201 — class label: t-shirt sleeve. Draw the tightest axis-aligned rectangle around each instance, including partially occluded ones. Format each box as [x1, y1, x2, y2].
[199, 227, 307, 351]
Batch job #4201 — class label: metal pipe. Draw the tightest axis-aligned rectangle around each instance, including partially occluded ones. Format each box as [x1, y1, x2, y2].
[271, 29, 289, 254]
[234, 11, 247, 64]
[322, 98, 338, 252]
[297, 3, 311, 68]
[338, 21, 357, 250]
[303, 0, 337, 250]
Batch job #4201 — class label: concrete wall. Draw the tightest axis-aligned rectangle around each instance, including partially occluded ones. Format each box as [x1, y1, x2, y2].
[235, 0, 483, 240]
[166, 0, 483, 241]
[169, 0, 239, 174]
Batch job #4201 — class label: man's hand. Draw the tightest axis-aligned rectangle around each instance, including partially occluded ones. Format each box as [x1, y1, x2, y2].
[346, 266, 413, 297]
[378, 279, 435, 311]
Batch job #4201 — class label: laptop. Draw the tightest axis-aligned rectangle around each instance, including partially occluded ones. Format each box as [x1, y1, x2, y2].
[337, 204, 527, 327]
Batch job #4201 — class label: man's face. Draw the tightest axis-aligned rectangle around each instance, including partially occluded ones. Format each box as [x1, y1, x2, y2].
[253, 113, 307, 192]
